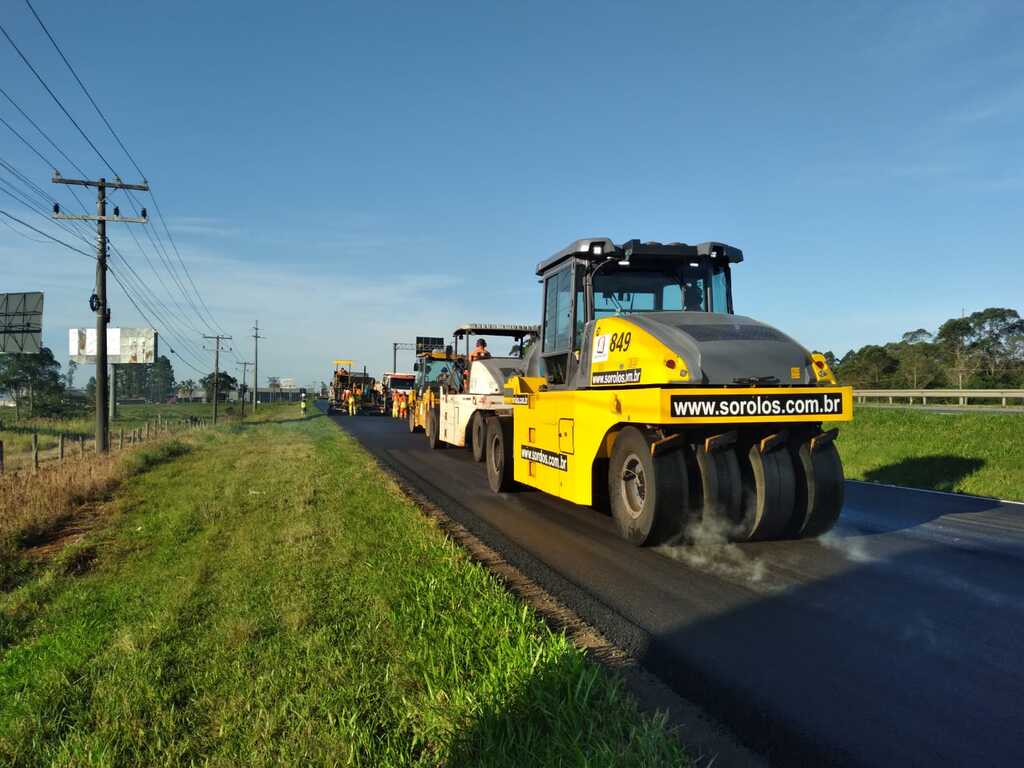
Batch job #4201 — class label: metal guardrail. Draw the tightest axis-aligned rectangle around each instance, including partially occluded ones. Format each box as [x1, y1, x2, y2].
[855, 389, 1024, 407]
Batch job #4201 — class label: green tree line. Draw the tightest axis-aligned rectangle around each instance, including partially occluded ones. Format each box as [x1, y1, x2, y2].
[832, 307, 1024, 390]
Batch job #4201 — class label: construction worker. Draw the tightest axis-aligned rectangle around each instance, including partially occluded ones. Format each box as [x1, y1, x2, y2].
[468, 338, 491, 363]
[347, 388, 357, 416]
[300, 394, 307, 417]
[399, 392, 408, 420]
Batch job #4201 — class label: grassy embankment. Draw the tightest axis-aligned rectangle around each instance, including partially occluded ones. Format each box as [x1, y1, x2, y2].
[0, 406, 685, 766]
[826, 407, 1023, 500]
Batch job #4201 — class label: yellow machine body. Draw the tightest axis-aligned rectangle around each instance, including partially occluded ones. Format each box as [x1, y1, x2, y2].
[504, 314, 852, 506]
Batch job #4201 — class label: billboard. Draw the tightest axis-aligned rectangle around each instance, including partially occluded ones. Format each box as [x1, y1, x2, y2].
[415, 336, 444, 354]
[0, 292, 44, 354]
[69, 327, 158, 364]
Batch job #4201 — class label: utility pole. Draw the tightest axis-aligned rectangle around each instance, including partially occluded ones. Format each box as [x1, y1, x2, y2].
[53, 173, 149, 453]
[237, 360, 253, 417]
[252, 320, 264, 410]
[203, 334, 232, 424]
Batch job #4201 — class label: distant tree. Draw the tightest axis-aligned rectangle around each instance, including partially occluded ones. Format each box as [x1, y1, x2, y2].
[0, 347, 66, 418]
[200, 372, 238, 403]
[835, 345, 899, 388]
[900, 328, 933, 345]
[936, 317, 984, 389]
[85, 376, 97, 403]
[148, 355, 176, 401]
[177, 379, 197, 401]
[65, 359, 79, 389]
[893, 342, 941, 388]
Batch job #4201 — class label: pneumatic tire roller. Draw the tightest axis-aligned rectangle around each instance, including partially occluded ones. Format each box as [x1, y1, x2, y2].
[485, 237, 853, 545]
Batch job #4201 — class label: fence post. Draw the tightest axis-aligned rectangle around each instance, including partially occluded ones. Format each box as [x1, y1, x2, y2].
[119, 428, 124, 450]
[32, 433, 39, 473]
[0, 440, 4, 475]
[79, 436, 85, 456]
[1002, 397, 1007, 407]
[59, 433, 65, 462]
[146, 421, 151, 440]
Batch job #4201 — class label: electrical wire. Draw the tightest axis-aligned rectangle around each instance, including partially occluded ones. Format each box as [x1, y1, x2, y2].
[0, 207, 94, 259]
[19, 4, 228, 336]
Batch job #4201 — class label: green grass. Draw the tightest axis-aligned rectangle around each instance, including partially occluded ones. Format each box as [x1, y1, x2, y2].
[0, 409, 685, 766]
[826, 407, 1023, 500]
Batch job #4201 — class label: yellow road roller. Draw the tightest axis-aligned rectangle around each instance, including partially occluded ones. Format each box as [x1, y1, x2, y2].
[484, 238, 853, 544]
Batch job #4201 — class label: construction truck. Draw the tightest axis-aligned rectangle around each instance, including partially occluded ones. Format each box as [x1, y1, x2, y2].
[407, 345, 459, 435]
[382, 372, 415, 417]
[329, 360, 378, 415]
[483, 238, 853, 545]
[328, 359, 354, 413]
[420, 324, 539, 458]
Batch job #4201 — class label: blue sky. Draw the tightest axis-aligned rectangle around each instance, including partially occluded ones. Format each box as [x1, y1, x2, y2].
[2, 0, 1022, 386]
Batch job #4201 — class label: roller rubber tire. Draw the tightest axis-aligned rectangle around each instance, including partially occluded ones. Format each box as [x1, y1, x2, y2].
[694, 444, 742, 533]
[486, 417, 515, 493]
[608, 427, 687, 546]
[788, 440, 844, 538]
[735, 445, 796, 541]
[427, 406, 443, 449]
[470, 412, 486, 462]
[408, 404, 420, 433]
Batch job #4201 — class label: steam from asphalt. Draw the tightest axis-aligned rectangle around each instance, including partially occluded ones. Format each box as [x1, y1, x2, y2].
[817, 529, 877, 563]
[655, 514, 768, 586]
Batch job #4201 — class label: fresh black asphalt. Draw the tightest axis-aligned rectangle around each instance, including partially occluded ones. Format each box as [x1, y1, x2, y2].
[327, 409, 1024, 767]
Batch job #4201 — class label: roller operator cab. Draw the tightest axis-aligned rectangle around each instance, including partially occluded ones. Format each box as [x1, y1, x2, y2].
[487, 238, 854, 545]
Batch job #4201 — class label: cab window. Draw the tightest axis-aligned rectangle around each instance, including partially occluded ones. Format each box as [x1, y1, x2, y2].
[543, 268, 572, 353]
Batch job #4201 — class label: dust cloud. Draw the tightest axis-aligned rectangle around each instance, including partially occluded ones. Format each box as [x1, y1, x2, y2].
[655, 514, 768, 586]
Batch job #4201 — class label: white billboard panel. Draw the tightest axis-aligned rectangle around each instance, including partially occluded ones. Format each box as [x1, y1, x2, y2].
[69, 327, 157, 364]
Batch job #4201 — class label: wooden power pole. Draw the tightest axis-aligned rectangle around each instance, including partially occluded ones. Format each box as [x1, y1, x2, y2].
[252, 320, 264, 410]
[237, 360, 253, 417]
[203, 334, 232, 424]
[53, 173, 149, 453]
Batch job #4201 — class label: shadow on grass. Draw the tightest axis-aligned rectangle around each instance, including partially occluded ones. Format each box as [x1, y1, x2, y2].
[447, 653, 679, 767]
[862, 455, 985, 493]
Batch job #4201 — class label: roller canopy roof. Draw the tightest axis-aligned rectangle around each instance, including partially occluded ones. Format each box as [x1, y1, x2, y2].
[452, 323, 540, 337]
[536, 238, 743, 275]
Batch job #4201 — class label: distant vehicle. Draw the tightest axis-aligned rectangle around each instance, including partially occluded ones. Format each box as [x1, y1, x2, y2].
[382, 372, 415, 416]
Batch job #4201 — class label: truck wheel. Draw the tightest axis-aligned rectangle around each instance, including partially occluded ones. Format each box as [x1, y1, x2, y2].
[787, 438, 844, 538]
[486, 417, 515, 492]
[470, 412, 486, 462]
[694, 443, 742, 532]
[408, 405, 420, 433]
[427, 406, 443, 449]
[734, 444, 795, 541]
[608, 427, 686, 546]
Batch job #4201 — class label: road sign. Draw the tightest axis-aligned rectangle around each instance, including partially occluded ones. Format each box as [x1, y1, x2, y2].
[0, 292, 44, 353]
[69, 327, 158, 364]
[415, 336, 444, 354]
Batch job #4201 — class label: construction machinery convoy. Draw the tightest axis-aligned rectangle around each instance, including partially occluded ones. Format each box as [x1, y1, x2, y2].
[328, 359, 378, 414]
[407, 324, 539, 457]
[341, 236, 853, 545]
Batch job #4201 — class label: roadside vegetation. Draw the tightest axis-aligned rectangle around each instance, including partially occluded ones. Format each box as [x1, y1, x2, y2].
[0, 406, 686, 766]
[827, 407, 1022, 500]
[832, 307, 1023, 390]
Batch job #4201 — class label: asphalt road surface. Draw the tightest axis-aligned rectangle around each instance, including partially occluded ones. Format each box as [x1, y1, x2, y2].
[328, 409, 1024, 767]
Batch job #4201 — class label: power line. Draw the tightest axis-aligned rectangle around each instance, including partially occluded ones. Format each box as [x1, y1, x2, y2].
[0, 207, 94, 259]
[0, 22, 116, 175]
[22, 3, 227, 336]
[0, 85, 88, 176]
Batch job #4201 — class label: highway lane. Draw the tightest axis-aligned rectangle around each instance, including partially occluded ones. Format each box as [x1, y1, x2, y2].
[330, 411, 1024, 767]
